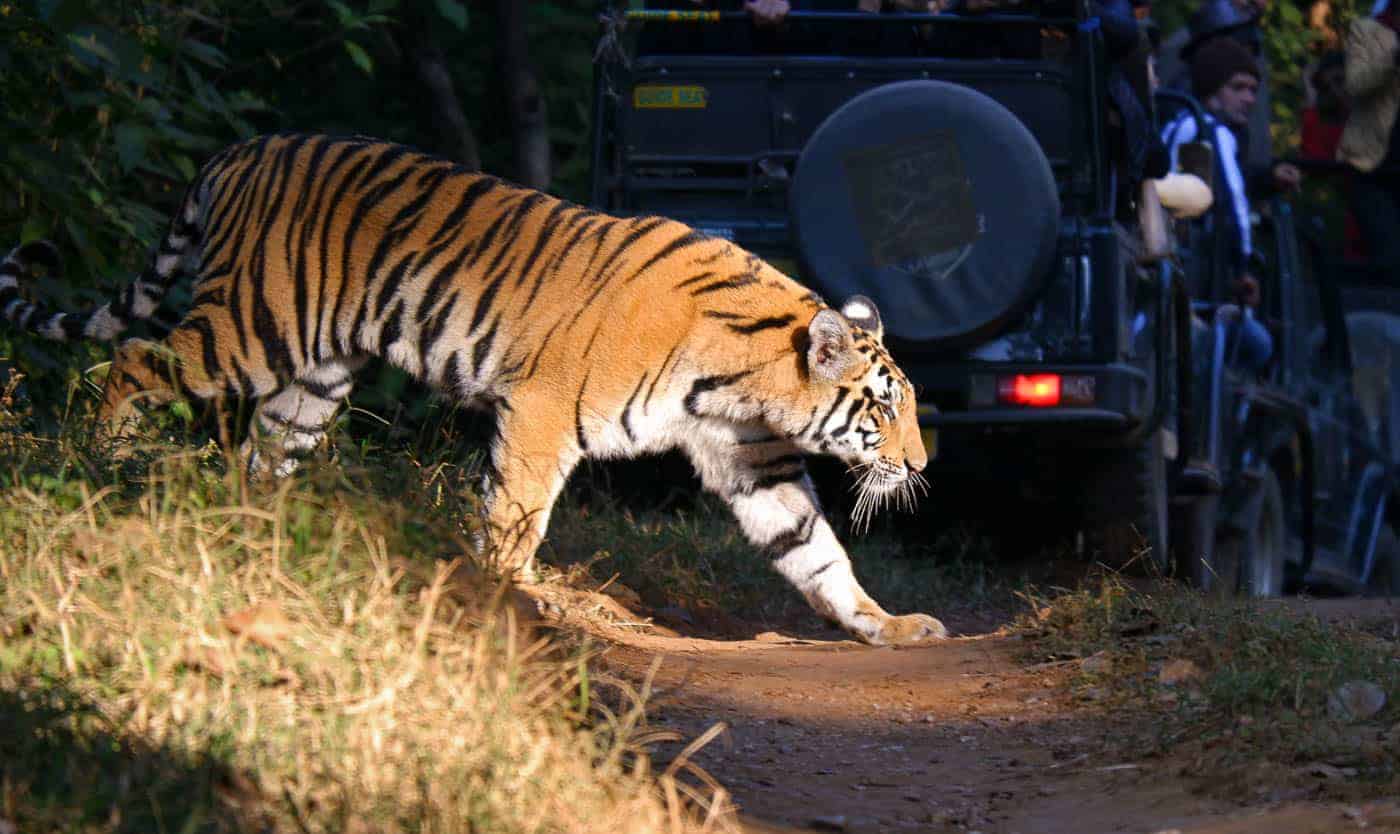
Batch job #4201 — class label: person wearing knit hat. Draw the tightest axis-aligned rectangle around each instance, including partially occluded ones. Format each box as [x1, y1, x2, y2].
[1162, 34, 1301, 293]
[1159, 29, 1297, 483]
[1190, 35, 1260, 126]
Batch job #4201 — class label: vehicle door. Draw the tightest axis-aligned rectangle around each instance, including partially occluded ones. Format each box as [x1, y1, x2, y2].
[1287, 218, 1384, 580]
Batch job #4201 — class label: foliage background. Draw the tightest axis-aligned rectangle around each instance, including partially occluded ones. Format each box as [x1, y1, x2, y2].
[0, 0, 1377, 427]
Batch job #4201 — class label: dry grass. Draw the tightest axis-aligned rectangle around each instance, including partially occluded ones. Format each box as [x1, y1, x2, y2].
[0, 409, 737, 833]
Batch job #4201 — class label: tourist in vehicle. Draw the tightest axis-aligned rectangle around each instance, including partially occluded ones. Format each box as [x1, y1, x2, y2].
[637, 0, 934, 55]
[1162, 36, 1289, 485]
[1338, 0, 1400, 267]
[1162, 36, 1300, 314]
[1156, 0, 1273, 169]
[1300, 51, 1366, 260]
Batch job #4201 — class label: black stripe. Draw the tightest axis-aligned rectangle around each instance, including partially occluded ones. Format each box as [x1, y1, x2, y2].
[643, 343, 681, 410]
[728, 314, 795, 335]
[750, 469, 806, 492]
[513, 200, 570, 289]
[575, 370, 591, 453]
[761, 514, 818, 560]
[471, 314, 501, 374]
[829, 398, 863, 438]
[674, 271, 716, 290]
[380, 300, 404, 353]
[683, 370, 753, 416]
[313, 153, 374, 361]
[181, 316, 225, 393]
[522, 318, 563, 382]
[810, 387, 849, 437]
[427, 175, 500, 247]
[620, 372, 648, 443]
[623, 229, 709, 285]
[690, 273, 758, 296]
[443, 352, 463, 394]
[805, 560, 839, 582]
[758, 454, 804, 470]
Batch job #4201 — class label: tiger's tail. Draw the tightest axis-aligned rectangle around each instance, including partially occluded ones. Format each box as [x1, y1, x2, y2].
[1, 188, 203, 342]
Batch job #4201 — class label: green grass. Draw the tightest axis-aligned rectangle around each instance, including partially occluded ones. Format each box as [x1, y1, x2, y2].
[1018, 574, 1400, 792]
[540, 482, 1021, 633]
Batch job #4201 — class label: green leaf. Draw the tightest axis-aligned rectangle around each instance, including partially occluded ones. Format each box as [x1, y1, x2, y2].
[328, 0, 356, 26]
[179, 39, 228, 70]
[113, 123, 149, 173]
[21, 216, 51, 245]
[343, 40, 373, 76]
[66, 31, 118, 68]
[434, 0, 469, 30]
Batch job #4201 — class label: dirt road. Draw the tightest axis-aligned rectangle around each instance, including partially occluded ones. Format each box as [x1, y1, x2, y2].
[546, 590, 1400, 834]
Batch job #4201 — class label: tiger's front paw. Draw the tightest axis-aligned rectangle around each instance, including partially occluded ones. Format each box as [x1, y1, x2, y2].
[873, 612, 948, 645]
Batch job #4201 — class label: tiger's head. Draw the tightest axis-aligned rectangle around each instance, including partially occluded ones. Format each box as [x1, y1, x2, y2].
[786, 296, 930, 524]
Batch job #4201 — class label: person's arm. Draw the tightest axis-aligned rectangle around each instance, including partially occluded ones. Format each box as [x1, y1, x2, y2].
[1160, 112, 1198, 172]
[1245, 161, 1302, 196]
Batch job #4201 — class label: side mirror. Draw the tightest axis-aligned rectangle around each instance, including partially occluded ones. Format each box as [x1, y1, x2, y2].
[1177, 141, 1215, 192]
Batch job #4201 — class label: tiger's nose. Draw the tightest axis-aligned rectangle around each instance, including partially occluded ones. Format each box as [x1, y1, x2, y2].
[906, 458, 926, 475]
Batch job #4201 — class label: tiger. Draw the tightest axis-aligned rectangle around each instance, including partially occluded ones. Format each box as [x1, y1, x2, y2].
[0, 132, 946, 645]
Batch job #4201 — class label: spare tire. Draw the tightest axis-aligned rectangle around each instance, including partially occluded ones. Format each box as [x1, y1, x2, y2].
[791, 80, 1060, 349]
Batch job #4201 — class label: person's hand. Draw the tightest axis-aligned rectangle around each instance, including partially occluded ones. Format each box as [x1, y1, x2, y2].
[744, 0, 790, 25]
[1272, 161, 1302, 193]
[1232, 273, 1262, 307]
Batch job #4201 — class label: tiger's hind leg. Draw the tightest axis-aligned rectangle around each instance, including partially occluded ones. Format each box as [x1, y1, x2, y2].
[242, 358, 363, 479]
[98, 337, 188, 446]
[481, 400, 584, 582]
[99, 322, 273, 453]
[683, 423, 947, 646]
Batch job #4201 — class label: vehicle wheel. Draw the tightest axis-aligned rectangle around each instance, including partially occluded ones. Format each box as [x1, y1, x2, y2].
[1083, 429, 1171, 573]
[1171, 493, 1220, 590]
[1366, 522, 1400, 597]
[1213, 469, 1288, 597]
[791, 80, 1060, 349]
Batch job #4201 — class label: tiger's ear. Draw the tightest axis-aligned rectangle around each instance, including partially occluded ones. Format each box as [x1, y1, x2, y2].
[807, 308, 855, 384]
[840, 295, 883, 342]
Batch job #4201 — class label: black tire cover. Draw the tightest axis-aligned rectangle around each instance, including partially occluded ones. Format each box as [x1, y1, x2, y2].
[791, 80, 1060, 348]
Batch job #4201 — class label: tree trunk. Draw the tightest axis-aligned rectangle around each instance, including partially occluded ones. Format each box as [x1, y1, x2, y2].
[495, 0, 551, 189]
[397, 2, 481, 170]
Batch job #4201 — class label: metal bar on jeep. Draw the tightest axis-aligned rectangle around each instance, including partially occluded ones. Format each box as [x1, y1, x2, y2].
[623, 9, 1079, 26]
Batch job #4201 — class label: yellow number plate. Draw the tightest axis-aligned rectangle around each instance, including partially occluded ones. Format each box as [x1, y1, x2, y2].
[633, 85, 708, 109]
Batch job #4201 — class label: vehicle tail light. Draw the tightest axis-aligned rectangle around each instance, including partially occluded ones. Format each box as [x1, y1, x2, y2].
[999, 374, 1061, 407]
[996, 374, 1096, 408]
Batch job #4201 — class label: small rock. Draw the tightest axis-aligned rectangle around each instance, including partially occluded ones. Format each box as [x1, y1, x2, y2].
[1157, 659, 1204, 687]
[810, 815, 847, 831]
[1304, 762, 1358, 780]
[0, 819, 17, 834]
[1081, 652, 1112, 675]
[1328, 681, 1387, 722]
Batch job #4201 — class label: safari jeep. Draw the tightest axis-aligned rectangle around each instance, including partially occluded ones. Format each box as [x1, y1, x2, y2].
[588, 3, 1400, 595]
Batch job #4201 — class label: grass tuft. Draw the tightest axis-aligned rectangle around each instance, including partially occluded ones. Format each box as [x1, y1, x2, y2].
[1017, 574, 1400, 791]
[0, 413, 736, 834]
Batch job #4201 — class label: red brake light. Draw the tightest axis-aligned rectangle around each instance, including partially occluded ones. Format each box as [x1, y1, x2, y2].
[999, 374, 1061, 407]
